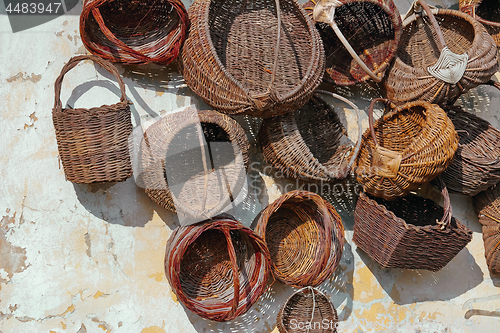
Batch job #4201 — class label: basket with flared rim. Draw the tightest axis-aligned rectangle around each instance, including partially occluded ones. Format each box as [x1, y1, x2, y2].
[460, 0, 500, 46]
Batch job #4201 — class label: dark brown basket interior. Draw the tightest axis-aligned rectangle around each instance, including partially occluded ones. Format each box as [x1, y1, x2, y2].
[476, 0, 500, 23]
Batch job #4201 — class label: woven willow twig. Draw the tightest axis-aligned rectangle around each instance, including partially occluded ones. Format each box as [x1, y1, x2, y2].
[460, 0, 500, 46]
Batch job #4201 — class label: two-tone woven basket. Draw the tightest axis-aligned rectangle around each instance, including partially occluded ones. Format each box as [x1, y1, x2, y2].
[460, 0, 500, 46]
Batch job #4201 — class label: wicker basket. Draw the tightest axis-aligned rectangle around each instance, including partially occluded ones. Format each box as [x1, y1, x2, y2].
[179, 0, 325, 118]
[441, 107, 500, 196]
[165, 215, 271, 321]
[139, 107, 249, 220]
[354, 178, 473, 271]
[460, 0, 500, 46]
[303, 0, 402, 85]
[277, 287, 338, 333]
[80, 0, 189, 64]
[355, 98, 458, 200]
[258, 90, 362, 183]
[254, 190, 344, 287]
[384, 0, 498, 106]
[52, 55, 132, 184]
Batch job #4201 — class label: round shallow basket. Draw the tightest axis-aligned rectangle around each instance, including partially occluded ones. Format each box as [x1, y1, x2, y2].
[254, 190, 344, 287]
[52, 55, 133, 184]
[303, 0, 402, 85]
[179, 0, 325, 118]
[80, 0, 189, 64]
[354, 178, 473, 271]
[165, 216, 271, 321]
[139, 107, 249, 221]
[441, 107, 500, 196]
[460, 0, 500, 46]
[384, 0, 498, 106]
[258, 90, 362, 183]
[277, 287, 338, 333]
[355, 98, 458, 200]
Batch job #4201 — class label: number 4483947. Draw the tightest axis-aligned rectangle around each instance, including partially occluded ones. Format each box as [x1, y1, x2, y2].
[5, 2, 63, 14]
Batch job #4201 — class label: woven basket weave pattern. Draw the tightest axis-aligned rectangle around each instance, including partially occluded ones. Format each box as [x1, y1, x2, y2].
[474, 186, 500, 274]
[460, 0, 500, 46]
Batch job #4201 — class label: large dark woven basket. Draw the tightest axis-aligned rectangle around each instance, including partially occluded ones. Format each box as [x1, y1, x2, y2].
[52, 55, 132, 184]
[277, 287, 338, 333]
[460, 0, 500, 46]
[80, 0, 189, 64]
[303, 0, 402, 85]
[441, 107, 500, 196]
[179, 0, 325, 118]
[165, 216, 271, 321]
[139, 107, 249, 220]
[254, 190, 344, 287]
[258, 90, 362, 183]
[354, 178, 473, 271]
[355, 98, 458, 200]
[384, 0, 498, 106]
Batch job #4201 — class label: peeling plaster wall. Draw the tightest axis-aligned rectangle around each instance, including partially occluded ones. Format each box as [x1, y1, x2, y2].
[1, 0, 500, 332]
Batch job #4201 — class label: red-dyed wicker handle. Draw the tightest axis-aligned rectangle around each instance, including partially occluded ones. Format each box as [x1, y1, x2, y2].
[222, 227, 241, 316]
[54, 54, 128, 111]
[367, 97, 390, 147]
[415, 0, 446, 51]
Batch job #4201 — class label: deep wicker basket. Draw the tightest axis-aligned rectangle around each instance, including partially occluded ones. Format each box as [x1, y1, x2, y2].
[258, 90, 362, 183]
[303, 0, 402, 85]
[179, 0, 325, 118]
[355, 98, 458, 200]
[441, 107, 500, 196]
[139, 107, 249, 220]
[52, 55, 132, 184]
[254, 190, 344, 288]
[165, 216, 271, 321]
[354, 178, 473, 271]
[460, 0, 500, 46]
[384, 0, 498, 106]
[80, 0, 189, 64]
[277, 287, 338, 333]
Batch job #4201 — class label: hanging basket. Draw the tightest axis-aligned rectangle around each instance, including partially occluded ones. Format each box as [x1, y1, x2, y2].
[460, 0, 500, 46]
[139, 107, 249, 221]
[80, 0, 189, 64]
[303, 0, 402, 85]
[165, 215, 271, 321]
[440, 106, 500, 196]
[384, 0, 499, 106]
[179, 0, 325, 118]
[354, 178, 473, 271]
[277, 287, 338, 333]
[258, 90, 362, 183]
[354, 98, 458, 200]
[254, 190, 345, 287]
[52, 55, 133, 184]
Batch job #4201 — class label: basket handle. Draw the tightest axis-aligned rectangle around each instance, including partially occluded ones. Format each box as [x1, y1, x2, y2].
[267, 0, 282, 91]
[367, 98, 391, 147]
[405, 0, 446, 51]
[53, 54, 128, 111]
[222, 227, 240, 316]
[436, 177, 452, 229]
[462, 3, 500, 28]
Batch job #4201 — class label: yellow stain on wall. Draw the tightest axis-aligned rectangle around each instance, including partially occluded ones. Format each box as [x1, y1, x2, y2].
[61, 321, 67, 329]
[141, 326, 166, 333]
[354, 302, 411, 331]
[94, 291, 107, 299]
[353, 265, 386, 302]
[61, 304, 75, 316]
[171, 290, 178, 303]
[148, 272, 164, 282]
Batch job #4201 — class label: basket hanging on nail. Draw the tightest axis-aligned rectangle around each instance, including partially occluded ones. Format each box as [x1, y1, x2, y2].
[258, 90, 362, 183]
[303, 0, 402, 85]
[354, 178, 473, 271]
[52, 55, 133, 184]
[179, 0, 325, 118]
[460, 0, 500, 46]
[80, 0, 190, 64]
[384, 0, 499, 106]
[254, 190, 345, 287]
[165, 215, 271, 321]
[440, 106, 500, 196]
[277, 287, 338, 333]
[139, 107, 249, 221]
[354, 98, 458, 200]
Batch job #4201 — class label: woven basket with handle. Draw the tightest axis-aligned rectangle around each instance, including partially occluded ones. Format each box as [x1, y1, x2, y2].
[460, 0, 500, 46]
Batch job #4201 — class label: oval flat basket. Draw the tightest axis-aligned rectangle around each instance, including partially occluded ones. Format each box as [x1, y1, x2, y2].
[460, 0, 500, 46]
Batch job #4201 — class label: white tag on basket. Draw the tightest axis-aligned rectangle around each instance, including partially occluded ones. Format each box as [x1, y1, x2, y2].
[427, 47, 468, 85]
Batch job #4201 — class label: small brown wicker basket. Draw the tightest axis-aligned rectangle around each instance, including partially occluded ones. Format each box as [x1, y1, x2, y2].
[355, 98, 458, 200]
[80, 0, 189, 64]
[179, 0, 325, 118]
[303, 0, 402, 85]
[258, 90, 362, 183]
[165, 215, 271, 321]
[460, 0, 500, 46]
[384, 0, 498, 106]
[139, 107, 249, 221]
[277, 287, 338, 333]
[354, 178, 473, 271]
[52, 55, 133, 184]
[254, 190, 344, 288]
